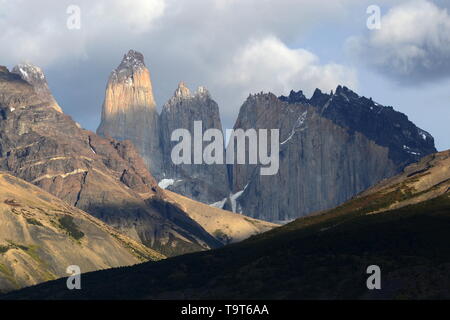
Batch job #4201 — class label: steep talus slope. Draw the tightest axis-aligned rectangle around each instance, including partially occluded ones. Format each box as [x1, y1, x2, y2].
[0, 65, 221, 257]
[159, 82, 230, 204]
[0, 172, 162, 294]
[164, 190, 278, 244]
[4, 150, 449, 300]
[230, 88, 436, 222]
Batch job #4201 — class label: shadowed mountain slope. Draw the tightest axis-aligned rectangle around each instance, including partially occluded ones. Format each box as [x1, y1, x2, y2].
[4, 150, 449, 299]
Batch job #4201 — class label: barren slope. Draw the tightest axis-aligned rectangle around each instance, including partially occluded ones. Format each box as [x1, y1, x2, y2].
[0, 172, 163, 293]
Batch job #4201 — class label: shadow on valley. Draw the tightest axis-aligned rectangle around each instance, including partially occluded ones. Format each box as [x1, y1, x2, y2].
[3, 193, 450, 300]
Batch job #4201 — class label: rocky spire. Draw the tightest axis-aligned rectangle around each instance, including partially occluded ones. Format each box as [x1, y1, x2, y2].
[109, 50, 149, 85]
[172, 82, 211, 101]
[11, 63, 62, 112]
[159, 82, 230, 204]
[97, 50, 162, 176]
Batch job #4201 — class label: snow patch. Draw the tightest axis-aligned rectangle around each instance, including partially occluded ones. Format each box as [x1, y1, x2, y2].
[403, 145, 421, 156]
[124, 77, 133, 86]
[281, 111, 308, 145]
[417, 129, 430, 141]
[15, 63, 45, 81]
[273, 219, 295, 225]
[339, 91, 350, 102]
[229, 184, 249, 213]
[210, 197, 227, 209]
[158, 179, 175, 189]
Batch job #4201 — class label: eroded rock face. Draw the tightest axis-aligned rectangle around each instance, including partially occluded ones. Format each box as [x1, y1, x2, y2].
[0, 65, 221, 257]
[159, 82, 230, 204]
[230, 87, 436, 222]
[97, 50, 162, 176]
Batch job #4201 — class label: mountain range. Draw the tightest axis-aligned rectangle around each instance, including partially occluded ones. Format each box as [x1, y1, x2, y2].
[97, 50, 436, 223]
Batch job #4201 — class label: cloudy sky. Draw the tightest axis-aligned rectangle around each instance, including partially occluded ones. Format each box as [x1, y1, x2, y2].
[0, 0, 449, 150]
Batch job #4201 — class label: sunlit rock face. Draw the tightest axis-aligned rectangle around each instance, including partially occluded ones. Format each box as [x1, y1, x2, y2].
[97, 50, 162, 176]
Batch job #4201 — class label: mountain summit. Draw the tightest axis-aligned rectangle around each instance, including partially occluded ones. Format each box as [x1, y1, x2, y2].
[117, 49, 146, 72]
[11, 63, 62, 113]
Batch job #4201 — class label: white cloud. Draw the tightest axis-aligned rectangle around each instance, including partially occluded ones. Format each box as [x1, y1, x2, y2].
[0, 0, 165, 67]
[220, 36, 357, 107]
[348, 0, 450, 83]
[89, 0, 166, 33]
